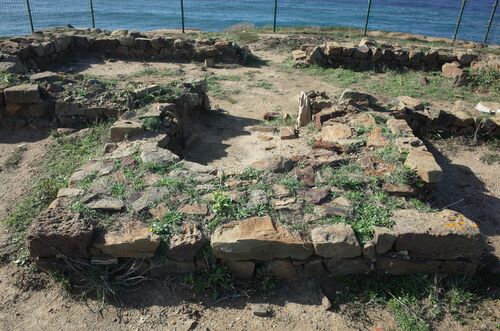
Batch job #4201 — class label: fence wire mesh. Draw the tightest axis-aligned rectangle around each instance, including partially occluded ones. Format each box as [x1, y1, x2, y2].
[0, 0, 498, 44]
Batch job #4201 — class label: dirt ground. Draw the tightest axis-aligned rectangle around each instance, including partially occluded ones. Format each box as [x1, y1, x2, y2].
[0, 44, 499, 330]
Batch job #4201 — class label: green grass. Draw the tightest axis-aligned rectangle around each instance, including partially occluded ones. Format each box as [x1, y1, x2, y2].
[281, 59, 370, 88]
[3, 123, 110, 256]
[332, 273, 492, 330]
[128, 68, 183, 79]
[248, 79, 273, 89]
[205, 76, 241, 103]
[238, 167, 263, 180]
[279, 176, 302, 194]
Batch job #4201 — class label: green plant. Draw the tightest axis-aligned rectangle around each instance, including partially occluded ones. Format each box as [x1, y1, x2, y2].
[238, 167, 262, 180]
[0, 72, 19, 86]
[324, 163, 368, 191]
[149, 211, 183, 241]
[375, 145, 407, 164]
[110, 182, 126, 198]
[279, 176, 302, 194]
[211, 191, 235, 217]
[77, 172, 98, 190]
[142, 117, 163, 132]
[388, 296, 431, 331]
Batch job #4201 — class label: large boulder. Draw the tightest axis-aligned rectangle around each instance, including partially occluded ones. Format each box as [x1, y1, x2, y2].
[27, 207, 95, 259]
[392, 209, 483, 260]
[93, 221, 161, 258]
[211, 216, 313, 261]
[404, 150, 442, 183]
[311, 224, 361, 258]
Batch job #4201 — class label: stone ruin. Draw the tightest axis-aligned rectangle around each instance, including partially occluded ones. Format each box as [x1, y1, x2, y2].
[292, 38, 479, 72]
[24, 85, 487, 280]
[0, 28, 249, 73]
[0, 29, 493, 282]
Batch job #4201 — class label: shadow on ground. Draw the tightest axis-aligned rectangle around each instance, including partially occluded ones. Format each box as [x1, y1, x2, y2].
[427, 143, 500, 272]
[182, 109, 261, 165]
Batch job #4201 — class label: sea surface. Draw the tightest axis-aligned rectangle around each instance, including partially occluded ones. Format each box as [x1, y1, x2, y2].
[1, 0, 498, 43]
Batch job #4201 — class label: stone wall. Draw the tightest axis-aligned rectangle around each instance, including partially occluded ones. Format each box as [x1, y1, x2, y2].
[293, 39, 478, 72]
[0, 28, 249, 73]
[24, 88, 487, 280]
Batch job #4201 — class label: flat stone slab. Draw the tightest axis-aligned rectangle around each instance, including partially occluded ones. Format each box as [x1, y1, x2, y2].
[404, 150, 443, 183]
[311, 223, 361, 258]
[110, 120, 143, 142]
[93, 221, 160, 258]
[321, 123, 352, 143]
[211, 216, 313, 261]
[4, 84, 42, 104]
[393, 209, 483, 260]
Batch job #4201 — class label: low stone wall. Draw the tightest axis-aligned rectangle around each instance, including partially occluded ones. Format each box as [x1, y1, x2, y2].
[25, 88, 487, 281]
[292, 39, 478, 71]
[211, 213, 481, 279]
[0, 28, 249, 73]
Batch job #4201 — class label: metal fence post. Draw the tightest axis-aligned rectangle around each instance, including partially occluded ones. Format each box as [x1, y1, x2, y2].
[25, 0, 34, 33]
[273, 0, 278, 32]
[483, 0, 498, 44]
[180, 0, 185, 33]
[364, 0, 372, 36]
[90, 0, 96, 28]
[453, 0, 467, 42]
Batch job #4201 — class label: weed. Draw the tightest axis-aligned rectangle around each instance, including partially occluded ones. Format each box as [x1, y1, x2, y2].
[480, 151, 500, 165]
[0, 72, 20, 86]
[388, 296, 431, 331]
[249, 79, 273, 89]
[184, 262, 234, 299]
[238, 167, 262, 180]
[468, 68, 500, 91]
[149, 211, 183, 242]
[324, 163, 368, 191]
[279, 176, 302, 194]
[110, 182, 126, 198]
[211, 191, 235, 217]
[375, 145, 407, 164]
[142, 117, 163, 132]
[77, 172, 98, 190]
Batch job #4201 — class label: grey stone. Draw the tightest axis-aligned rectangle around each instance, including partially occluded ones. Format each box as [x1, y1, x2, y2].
[376, 257, 478, 276]
[27, 207, 95, 259]
[87, 197, 125, 212]
[4, 84, 42, 104]
[211, 216, 314, 261]
[224, 260, 255, 279]
[311, 224, 361, 258]
[168, 222, 207, 261]
[110, 119, 143, 142]
[393, 209, 483, 260]
[373, 226, 396, 254]
[140, 142, 180, 164]
[325, 258, 370, 275]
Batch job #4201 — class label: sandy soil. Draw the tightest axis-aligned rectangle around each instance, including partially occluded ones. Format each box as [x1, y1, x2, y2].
[0, 46, 499, 330]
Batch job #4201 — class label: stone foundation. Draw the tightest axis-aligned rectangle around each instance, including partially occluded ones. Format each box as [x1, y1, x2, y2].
[293, 39, 479, 72]
[0, 28, 249, 73]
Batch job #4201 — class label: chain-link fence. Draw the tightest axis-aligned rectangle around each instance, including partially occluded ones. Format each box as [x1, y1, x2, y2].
[0, 0, 498, 44]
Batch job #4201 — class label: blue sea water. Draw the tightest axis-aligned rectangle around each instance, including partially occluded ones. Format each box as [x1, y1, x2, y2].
[0, 0, 498, 44]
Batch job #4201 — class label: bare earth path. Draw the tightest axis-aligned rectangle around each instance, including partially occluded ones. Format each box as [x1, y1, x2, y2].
[0, 48, 499, 330]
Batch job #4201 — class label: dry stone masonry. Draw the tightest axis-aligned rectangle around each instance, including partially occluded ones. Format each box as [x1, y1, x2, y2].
[0, 28, 249, 73]
[293, 38, 479, 72]
[25, 86, 486, 280]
